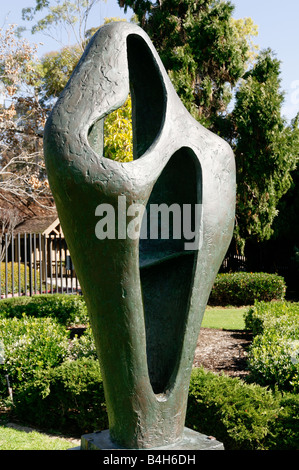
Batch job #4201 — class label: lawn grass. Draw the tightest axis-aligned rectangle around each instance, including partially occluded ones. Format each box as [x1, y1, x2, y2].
[0, 424, 77, 450]
[202, 306, 249, 330]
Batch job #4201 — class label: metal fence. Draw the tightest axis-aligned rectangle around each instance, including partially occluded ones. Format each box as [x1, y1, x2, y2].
[0, 233, 81, 298]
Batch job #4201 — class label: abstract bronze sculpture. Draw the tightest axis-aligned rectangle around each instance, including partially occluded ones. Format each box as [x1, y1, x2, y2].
[44, 22, 235, 449]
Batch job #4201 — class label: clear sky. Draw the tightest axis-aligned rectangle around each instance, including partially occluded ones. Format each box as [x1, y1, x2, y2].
[2, 0, 299, 121]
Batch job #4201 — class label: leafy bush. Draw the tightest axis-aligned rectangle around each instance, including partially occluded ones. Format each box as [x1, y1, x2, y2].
[104, 96, 133, 162]
[0, 294, 88, 326]
[0, 263, 40, 295]
[0, 315, 70, 394]
[186, 368, 299, 450]
[248, 331, 299, 392]
[13, 358, 107, 434]
[208, 272, 286, 306]
[244, 300, 299, 335]
[245, 301, 299, 392]
[12, 361, 299, 449]
[68, 325, 97, 361]
[187, 368, 280, 450]
[270, 393, 299, 449]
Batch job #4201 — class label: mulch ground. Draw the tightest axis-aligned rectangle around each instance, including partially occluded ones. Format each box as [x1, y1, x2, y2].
[193, 328, 253, 378]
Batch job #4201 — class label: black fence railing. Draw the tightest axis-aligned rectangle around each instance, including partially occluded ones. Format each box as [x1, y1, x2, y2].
[0, 233, 81, 298]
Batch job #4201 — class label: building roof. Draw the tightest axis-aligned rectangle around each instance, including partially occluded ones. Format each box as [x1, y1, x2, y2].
[13, 213, 63, 236]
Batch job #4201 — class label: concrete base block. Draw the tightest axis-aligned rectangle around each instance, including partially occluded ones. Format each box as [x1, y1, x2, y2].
[81, 427, 224, 450]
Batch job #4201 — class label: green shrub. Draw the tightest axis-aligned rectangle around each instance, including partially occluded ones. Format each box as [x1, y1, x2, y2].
[248, 331, 299, 392]
[245, 301, 299, 392]
[0, 263, 40, 295]
[0, 315, 70, 394]
[13, 358, 107, 434]
[244, 300, 299, 335]
[0, 294, 88, 326]
[208, 272, 286, 306]
[268, 393, 299, 449]
[186, 368, 280, 450]
[12, 362, 299, 449]
[187, 368, 299, 450]
[68, 325, 97, 361]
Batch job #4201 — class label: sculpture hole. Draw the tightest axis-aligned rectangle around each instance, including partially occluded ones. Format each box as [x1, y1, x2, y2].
[139, 148, 202, 395]
[127, 34, 166, 159]
[103, 96, 133, 162]
[90, 33, 166, 163]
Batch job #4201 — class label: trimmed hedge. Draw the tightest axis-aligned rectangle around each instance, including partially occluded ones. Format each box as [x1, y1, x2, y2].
[13, 359, 108, 435]
[0, 294, 88, 326]
[0, 314, 97, 398]
[187, 368, 299, 450]
[11, 361, 299, 450]
[208, 272, 286, 306]
[244, 300, 299, 335]
[244, 301, 299, 392]
[0, 315, 70, 394]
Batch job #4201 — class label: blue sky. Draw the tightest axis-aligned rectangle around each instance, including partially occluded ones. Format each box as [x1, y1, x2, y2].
[2, 0, 299, 121]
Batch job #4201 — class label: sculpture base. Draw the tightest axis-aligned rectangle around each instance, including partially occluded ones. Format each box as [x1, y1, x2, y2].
[81, 427, 224, 450]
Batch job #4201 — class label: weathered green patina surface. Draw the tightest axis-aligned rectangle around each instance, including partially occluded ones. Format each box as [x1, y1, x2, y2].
[44, 22, 235, 449]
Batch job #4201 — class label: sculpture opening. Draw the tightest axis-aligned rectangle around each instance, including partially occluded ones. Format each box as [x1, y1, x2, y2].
[90, 33, 165, 163]
[127, 33, 166, 159]
[139, 147, 202, 395]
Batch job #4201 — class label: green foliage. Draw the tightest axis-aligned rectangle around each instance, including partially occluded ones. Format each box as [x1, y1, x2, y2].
[0, 263, 40, 295]
[0, 293, 89, 326]
[248, 331, 299, 393]
[230, 50, 299, 250]
[13, 358, 107, 434]
[11, 358, 299, 449]
[208, 272, 286, 306]
[36, 46, 80, 102]
[104, 96, 133, 162]
[68, 325, 97, 361]
[244, 301, 299, 392]
[187, 368, 278, 450]
[120, 0, 258, 128]
[244, 300, 299, 334]
[0, 295, 93, 402]
[187, 367, 299, 450]
[0, 315, 69, 392]
[0, 291, 297, 448]
[272, 142, 299, 245]
[119, 1, 299, 251]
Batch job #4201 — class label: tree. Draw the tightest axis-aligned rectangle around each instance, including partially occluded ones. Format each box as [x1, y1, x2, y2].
[0, 24, 53, 214]
[35, 18, 127, 104]
[35, 45, 80, 103]
[228, 50, 299, 252]
[119, 1, 299, 253]
[272, 123, 299, 246]
[22, 0, 103, 52]
[119, 0, 258, 129]
[0, 208, 24, 261]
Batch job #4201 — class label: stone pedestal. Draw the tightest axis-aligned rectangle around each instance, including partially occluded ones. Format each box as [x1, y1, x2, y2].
[81, 428, 224, 450]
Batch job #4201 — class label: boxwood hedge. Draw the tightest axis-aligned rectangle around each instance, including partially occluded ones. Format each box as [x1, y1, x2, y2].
[208, 272, 286, 306]
[10, 361, 299, 450]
